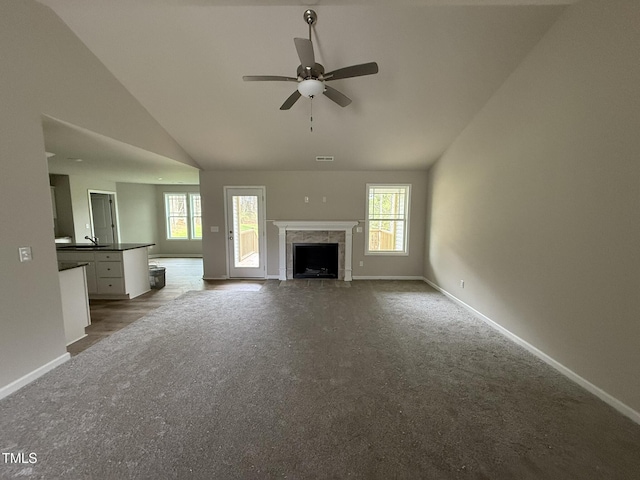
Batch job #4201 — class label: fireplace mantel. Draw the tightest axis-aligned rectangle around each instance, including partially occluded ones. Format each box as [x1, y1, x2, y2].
[273, 221, 358, 281]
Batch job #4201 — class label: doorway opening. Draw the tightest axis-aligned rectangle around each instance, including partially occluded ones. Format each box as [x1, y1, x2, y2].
[224, 186, 266, 279]
[88, 190, 119, 244]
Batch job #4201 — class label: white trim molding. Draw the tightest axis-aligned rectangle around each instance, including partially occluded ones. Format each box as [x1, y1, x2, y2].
[273, 221, 358, 281]
[423, 277, 640, 425]
[352, 276, 425, 281]
[0, 353, 70, 401]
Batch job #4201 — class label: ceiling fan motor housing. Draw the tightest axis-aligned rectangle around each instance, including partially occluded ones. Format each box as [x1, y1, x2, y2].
[297, 63, 325, 80]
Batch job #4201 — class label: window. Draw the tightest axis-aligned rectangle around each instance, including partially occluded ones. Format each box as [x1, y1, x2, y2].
[164, 193, 202, 240]
[190, 194, 202, 239]
[365, 184, 410, 255]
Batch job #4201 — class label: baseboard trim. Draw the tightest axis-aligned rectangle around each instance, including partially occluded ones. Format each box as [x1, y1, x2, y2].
[0, 353, 70, 401]
[149, 254, 203, 259]
[423, 277, 640, 425]
[204, 276, 277, 281]
[352, 276, 425, 281]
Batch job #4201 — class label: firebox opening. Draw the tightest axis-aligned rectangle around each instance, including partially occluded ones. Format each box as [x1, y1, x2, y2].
[293, 243, 339, 279]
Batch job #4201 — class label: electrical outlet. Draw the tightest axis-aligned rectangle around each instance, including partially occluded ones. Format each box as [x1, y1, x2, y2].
[460, 280, 465, 288]
[304, 196, 309, 203]
[359, 261, 364, 267]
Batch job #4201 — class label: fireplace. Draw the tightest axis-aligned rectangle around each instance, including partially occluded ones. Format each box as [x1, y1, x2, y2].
[273, 221, 358, 281]
[293, 243, 339, 279]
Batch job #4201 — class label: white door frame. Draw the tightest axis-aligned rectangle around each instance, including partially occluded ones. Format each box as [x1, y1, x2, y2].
[223, 186, 267, 279]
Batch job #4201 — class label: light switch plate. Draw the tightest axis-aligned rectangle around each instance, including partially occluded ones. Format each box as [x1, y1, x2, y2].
[18, 246, 32, 262]
[211, 226, 219, 233]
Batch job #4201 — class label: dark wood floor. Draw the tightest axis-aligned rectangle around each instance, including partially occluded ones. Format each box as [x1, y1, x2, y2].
[67, 258, 264, 356]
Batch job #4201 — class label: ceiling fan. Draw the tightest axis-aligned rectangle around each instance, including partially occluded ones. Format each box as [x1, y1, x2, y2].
[243, 9, 379, 111]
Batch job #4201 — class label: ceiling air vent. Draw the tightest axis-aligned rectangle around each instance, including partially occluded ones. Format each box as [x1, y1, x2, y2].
[315, 156, 334, 162]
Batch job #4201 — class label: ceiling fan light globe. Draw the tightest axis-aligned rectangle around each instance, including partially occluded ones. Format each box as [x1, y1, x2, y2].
[298, 79, 325, 98]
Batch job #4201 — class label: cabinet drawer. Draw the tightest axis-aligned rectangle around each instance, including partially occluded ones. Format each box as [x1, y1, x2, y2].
[95, 251, 122, 262]
[97, 261, 123, 278]
[97, 277, 125, 294]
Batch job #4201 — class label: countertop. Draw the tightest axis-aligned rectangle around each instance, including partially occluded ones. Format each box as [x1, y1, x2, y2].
[58, 262, 89, 272]
[57, 243, 154, 252]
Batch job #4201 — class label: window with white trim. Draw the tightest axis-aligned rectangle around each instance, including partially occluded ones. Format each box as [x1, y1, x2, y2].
[164, 193, 202, 240]
[190, 193, 202, 239]
[365, 184, 410, 255]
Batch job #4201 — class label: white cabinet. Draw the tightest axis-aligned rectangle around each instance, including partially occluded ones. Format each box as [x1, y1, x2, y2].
[58, 265, 90, 345]
[57, 251, 96, 293]
[57, 247, 150, 299]
[94, 251, 125, 295]
[96, 260, 123, 278]
[97, 277, 126, 296]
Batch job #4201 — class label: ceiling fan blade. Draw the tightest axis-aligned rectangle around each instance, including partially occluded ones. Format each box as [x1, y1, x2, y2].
[323, 85, 352, 107]
[243, 75, 297, 82]
[280, 90, 302, 110]
[294, 37, 315, 69]
[325, 62, 379, 81]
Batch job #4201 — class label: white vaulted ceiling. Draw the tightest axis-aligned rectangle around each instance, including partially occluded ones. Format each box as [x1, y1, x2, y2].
[38, 0, 576, 178]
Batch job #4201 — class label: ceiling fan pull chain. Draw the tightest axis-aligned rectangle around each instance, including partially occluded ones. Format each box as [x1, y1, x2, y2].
[310, 96, 313, 132]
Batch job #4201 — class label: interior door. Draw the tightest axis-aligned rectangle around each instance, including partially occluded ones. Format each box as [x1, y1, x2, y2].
[225, 187, 266, 278]
[90, 192, 116, 244]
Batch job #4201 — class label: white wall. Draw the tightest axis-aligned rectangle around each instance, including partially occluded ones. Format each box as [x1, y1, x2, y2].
[155, 185, 202, 256]
[0, 0, 195, 394]
[425, 0, 640, 414]
[199, 170, 427, 279]
[50, 174, 74, 238]
[116, 183, 203, 257]
[68, 175, 117, 243]
[116, 183, 161, 254]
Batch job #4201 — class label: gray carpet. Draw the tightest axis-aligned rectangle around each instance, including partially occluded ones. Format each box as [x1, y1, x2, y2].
[1, 280, 639, 479]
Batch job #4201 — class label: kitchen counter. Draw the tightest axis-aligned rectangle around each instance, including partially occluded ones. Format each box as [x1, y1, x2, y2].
[58, 262, 89, 272]
[57, 243, 154, 252]
[57, 244, 153, 300]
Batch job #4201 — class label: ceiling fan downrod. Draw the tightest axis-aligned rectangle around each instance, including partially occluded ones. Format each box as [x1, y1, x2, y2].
[303, 9, 317, 41]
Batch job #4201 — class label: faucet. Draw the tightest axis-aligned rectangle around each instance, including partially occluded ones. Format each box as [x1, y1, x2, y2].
[85, 235, 99, 246]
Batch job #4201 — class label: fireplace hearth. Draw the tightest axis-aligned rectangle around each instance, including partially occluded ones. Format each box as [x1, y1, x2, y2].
[293, 243, 338, 279]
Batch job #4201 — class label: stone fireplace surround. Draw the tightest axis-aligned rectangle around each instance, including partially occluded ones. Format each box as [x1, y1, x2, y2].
[273, 221, 358, 281]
